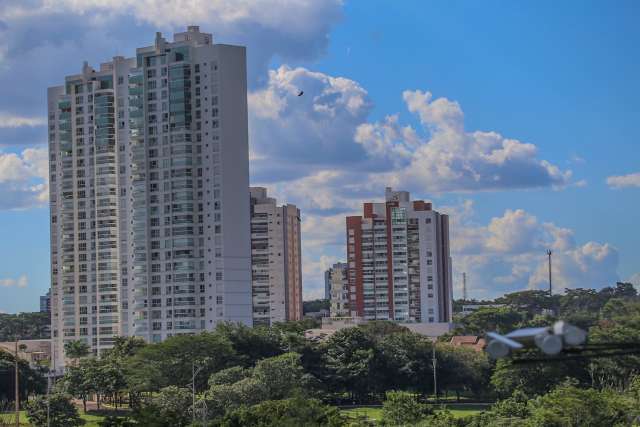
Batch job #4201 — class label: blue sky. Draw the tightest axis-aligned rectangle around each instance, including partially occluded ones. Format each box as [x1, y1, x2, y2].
[0, 0, 638, 312]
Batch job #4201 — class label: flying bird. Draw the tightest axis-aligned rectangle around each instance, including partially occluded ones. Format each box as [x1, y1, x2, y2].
[297, 90, 304, 96]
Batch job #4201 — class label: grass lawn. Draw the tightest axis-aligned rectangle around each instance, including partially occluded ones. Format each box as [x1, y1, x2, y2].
[341, 403, 490, 422]
[342, 406, 384, 421]
[0, 410, 126, 426]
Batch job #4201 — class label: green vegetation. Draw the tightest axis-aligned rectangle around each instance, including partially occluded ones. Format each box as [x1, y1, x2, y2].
[303, 298, 330, 314]
[1, 282, 639, 426]
[25, 394, 83, 427]
[0, 312, 50, 342]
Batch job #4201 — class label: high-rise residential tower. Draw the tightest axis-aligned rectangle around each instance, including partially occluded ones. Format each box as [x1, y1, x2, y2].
[325, 262, 350, 317]
[249, 187, 302, 326]
[48, 27, 252, 368]
[345, 188, 453, 323]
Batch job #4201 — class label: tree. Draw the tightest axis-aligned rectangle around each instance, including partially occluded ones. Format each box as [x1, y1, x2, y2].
[64, 340, 90, 365]
[208, 366, 251, 387]
[215, 322, 284, 366]
[220, 396, 344, 427]
[303, 299, 330, 314]
[322, 327, 376, 401]
[252, 352, 314, 399]
[381, 391, 431, 426]
[125, 331, 236, 391]
[453, 306, 524, 335]
[102, 336, 146, 359]
[133, 386, 192, 427]
[527, 381, 632, 426]
[25, 393, 84, 427]
[61, 363, 93, 413]
[0, 348, 45, 402]
[374, 330, 434, 395]
[495, 290, 554, 315]
[205, 352, 315, 418]
[490, 355, 590, 398]
[436, 344, 491, 399]
[0, 312, 51, 341]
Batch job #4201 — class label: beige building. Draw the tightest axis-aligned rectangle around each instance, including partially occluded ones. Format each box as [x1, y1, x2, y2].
[0, 339, 52, 366]
[249, 187, 302, 326]
[326, 262, 351, 317]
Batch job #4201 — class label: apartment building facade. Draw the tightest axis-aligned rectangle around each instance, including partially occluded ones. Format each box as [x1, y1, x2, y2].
[48, 27, 252, 368]
[249, 187, 302, 326]
[325, 262, 351, 317]
[345, 188, 453, 323]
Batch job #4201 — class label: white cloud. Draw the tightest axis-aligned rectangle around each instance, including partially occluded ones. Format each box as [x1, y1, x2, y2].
[1, 0, 343, 85]
[606, 172, 640, 189]
[357, 90, 572, 192]
[0, 274, 28, 288]
[0, 147, 49, 209]
[0, 112, 46, 128]
[448, 206, 619, 298]
[627, 273, 640, 288]
[249, 65, 372, 180]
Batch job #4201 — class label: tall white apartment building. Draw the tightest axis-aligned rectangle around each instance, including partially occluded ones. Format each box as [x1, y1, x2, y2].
[325, 263, 350, 317]
[345, 188, 453, 323]
[249, 188, 302, 326]
[48, 27, 252, 368]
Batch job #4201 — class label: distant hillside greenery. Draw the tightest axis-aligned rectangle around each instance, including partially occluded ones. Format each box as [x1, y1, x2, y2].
[0, 311, 50, 341]
[303, 298, 330, 314]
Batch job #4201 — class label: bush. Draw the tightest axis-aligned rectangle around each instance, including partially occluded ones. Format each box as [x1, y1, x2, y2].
[133, 386, 192, 427]
[25, 393, 84, 427]
[381, 391, 431, 426]
[220, 396, 344, 427]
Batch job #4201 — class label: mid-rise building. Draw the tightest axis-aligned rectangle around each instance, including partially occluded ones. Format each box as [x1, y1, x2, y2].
[48, 26, 252, 368]
[249, 187, 302, 326]
[345, 187, 453, 323]
[325, 263, 350, 317]
[40, 290, 51, 313]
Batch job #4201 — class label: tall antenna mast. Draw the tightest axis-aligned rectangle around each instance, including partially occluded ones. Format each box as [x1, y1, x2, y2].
[462, 272, 468, 301]
[546, 250, 553, 297]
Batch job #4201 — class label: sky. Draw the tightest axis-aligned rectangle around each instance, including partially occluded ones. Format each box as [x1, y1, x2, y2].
[0, 0, 639, 313]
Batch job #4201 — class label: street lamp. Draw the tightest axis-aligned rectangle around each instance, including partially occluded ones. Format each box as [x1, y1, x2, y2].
[190, 359, 209, 425]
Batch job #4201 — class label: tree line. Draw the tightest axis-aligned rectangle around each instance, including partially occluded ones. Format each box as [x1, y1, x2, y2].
[2, 281, 639, 426]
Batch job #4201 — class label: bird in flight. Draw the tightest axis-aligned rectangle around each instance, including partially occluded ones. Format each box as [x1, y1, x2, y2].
[297, 90, 304, 96]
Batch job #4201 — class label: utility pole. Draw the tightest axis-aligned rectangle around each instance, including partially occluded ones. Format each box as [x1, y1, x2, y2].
[14, 339, 19, 427]
[462, 272, 467, 301]
[432, 343, 437, 403]
[546, 250, 553, 297]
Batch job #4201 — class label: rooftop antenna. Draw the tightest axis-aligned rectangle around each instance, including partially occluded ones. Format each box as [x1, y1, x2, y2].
[546, 250, 553, 297]
[462, 272, 468, 301]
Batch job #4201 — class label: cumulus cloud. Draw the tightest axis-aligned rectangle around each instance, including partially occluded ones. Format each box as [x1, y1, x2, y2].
[1, 0, 343, 86]
[448, 205, 619, 298]
[0, 147, 48, 209]
[357, 90, 572, 192]
[249, 65, 372, 181]
[606, 172, 640, 189]
[0, 274, 28, 288]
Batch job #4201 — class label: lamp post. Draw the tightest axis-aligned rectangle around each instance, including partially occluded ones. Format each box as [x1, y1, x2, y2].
[14, 339, 19, 427]
[191, 361, 206, 425]
[432, 342, 437, 403]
